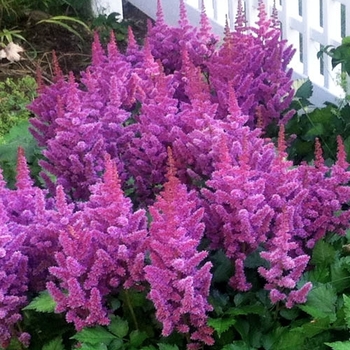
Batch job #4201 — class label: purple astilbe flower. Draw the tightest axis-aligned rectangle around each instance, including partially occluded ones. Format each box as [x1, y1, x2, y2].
[28, 52, 81, 149]
[121, 49, 181, 204]
[206, 0, 295, 128]
[144, 149, 214, 348]
[148, 0, 218, 76]
[47, 155, 148, 330]
[38, 73, 105, 199]
[22, 184, 77, 292]
[257, 207, 312, 308]
[3, 148, 77, 292]
[295, 137, 350, 250]
[0, 173, 29, 348]
[29, 34, 134, 200]
[202, 134, 275, 291]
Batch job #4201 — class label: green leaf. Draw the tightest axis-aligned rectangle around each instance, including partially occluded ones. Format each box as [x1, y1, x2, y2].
[272, 328, 306, 350]
[311, 240, 336, 266]
[227, 303, 265, 317]
[341, 36, 350, 45]
[158, 344, 179, 350]
[23, 291, 56, 313]
[129, 330, 148, 347]
[298, 284, 337, 322]
[343, 294, 350, 328]
[294, 78, 313, 100]
[325, 341, 350, 349]
[42, 337, 64, 350]
[304, 123, 324, 140]
[108, 316, 129, 338]
[222, 341, 255, 350]
[207, 317, 236, 337]
[298, 317, 331, 338]
[108, 338, 124, 350]
[330, 261, 350, 293]
[71, 326, 116, 345]
[211, 250, 234, 283]
[79, 343, 108, 350]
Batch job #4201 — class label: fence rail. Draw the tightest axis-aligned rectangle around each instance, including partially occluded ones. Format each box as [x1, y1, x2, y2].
[126, 0, 350, 106]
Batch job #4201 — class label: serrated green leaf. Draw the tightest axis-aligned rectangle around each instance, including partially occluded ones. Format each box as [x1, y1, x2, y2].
[299, 317, 331, 338]
[129, 330, 148, 347]
[207, 317, 236, 337]
[279, 307, 300, 321]
[23, 291, 56, 313]
[79, 343, 108, 350]
[272, 328, 305, 350]
[42, 337, 64, 350]
[298, 284, 337, 322]
[108, 316, 129, 338]
[227, 303, 265, 317]
[294, 78, 313, 100]
[71, 326, 116, 345]
[343, 294, 350, 328]
[311, 240, 336, 266]
[330, 261, 350, 293]
[325, 341, 350, 349]
[108, 338, 124, 350]
[222, 341, 255, 350]
[158, 344, 179, 350]
[304, 123, 324, 140]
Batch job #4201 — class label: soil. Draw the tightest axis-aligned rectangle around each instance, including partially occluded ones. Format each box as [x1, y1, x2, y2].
[0, 2, 150, 82]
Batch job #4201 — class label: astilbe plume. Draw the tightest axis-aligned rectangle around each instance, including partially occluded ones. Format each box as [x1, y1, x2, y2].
[257, 208, 312, 308]
[144, 149, 214, 348]
[147, 0, 218, 75]
[0, 147, 78, 342]
[201, 132, 275, 291]
[5, 148, 76, 292]
[120, 43, 181, 204]
[28, 0, 296, 202]
[0, 181, 29, 349]
[295, 137, 350, 250]
[29, 34, 134, 200]
[206, 0, 295, 128]
[47, 155, 148, 330]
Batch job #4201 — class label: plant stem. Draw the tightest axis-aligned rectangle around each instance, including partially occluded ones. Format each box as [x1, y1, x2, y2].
[124, 289, 139, 330]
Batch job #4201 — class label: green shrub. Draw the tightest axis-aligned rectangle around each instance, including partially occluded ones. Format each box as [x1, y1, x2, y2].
[0, 76, 37, 138]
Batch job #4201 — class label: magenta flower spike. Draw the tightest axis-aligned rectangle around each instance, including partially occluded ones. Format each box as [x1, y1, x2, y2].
[145, 149, 214, 347]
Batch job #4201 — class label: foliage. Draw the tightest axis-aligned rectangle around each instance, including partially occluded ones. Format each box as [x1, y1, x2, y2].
[0, 77, 37, 137]
[91, 12, 128, 44]
[0, 77, 42, 188]
[36, 15, 92, 41]
[2, 1, 350, 350]
[318, 36, 350, 77]
[279, 36, 350, 165]
[0, 28, 26, 46]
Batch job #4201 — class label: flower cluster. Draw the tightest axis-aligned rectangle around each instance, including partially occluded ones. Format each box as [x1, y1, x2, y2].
[2, 0, 350, 348]
[29, 0, 294, 202]
[47, 155, 148, 330]
[145, 150, 214, 348]
[0, 191, 29, 349]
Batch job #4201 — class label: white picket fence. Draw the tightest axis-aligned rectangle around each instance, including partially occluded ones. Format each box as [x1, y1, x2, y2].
[102, 0, 350, 107]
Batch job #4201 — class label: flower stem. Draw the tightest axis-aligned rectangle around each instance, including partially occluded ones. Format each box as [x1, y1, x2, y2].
[124, 289, 139, 330]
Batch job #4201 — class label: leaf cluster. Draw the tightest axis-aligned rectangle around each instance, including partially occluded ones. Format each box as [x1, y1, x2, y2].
[269, 78, 350, 165]
[0, 77, 36, 136]
[91, 12, 129, 44]
[203, 232, 350, 350]
[318, 36, 350, 76]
